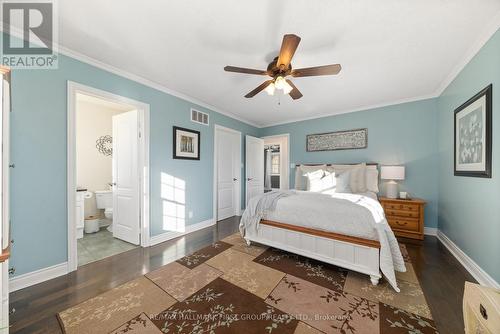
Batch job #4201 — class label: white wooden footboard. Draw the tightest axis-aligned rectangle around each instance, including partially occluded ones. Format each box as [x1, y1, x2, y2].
[245, 222, 381, 285]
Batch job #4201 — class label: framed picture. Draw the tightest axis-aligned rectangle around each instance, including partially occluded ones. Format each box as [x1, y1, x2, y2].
[306, 128, 367, 152]
[454, 84, 492, 178]
[173, 126, 200, 160]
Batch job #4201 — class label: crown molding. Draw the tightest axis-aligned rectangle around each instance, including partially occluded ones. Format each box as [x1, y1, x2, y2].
[261, 15, 500, 128]
[58, 46, 261, 128]
[0, 25, 260, 128]
[3, 12, 500, 129]
[434, 13, 500, 96]
[260, 92, 437, 128]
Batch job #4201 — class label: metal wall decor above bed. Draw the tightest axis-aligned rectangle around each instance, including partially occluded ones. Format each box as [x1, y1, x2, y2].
[295, 162, 378, 167]
[306, 128, 368, 152]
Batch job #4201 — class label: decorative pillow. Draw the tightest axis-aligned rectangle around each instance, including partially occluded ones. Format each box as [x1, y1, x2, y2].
[365, 168, 380, 193]
[305, 170, 325, 191]
[308, 171, 336, 193]
[332, 163, 367, 193]
[294, 164, 326, 190]
[335, 170, 352, 193]
[350, 163, 367, 193]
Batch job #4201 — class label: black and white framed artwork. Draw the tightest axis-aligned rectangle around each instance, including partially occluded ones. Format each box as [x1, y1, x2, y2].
[173, 126, 200, 160]
[454, 84, 492, 178]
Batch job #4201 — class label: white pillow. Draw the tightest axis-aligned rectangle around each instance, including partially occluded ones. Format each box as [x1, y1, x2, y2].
[307, 171, 336, 193]
[335, 170, 352, 193]
[295, 165, 326, 190]
[365, 168, 379, 193]
[305, 170, 325, 191]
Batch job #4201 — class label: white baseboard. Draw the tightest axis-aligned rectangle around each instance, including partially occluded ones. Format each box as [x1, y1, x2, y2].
[149, 219, 215, 246]
[10, 262, 68, 292]
[437, 230, 500, 289]
[424, 227, 437, 236]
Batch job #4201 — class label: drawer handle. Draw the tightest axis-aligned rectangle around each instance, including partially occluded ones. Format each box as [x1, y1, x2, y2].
[396, 221, 407, 226]
[480, 303, 488, 320]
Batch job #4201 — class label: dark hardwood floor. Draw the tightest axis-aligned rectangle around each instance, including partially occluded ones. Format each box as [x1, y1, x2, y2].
[402, 237, 475, 334]
[10, 217, 474, 334]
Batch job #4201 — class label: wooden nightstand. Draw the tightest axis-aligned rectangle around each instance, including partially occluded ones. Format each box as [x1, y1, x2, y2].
[379, 197, 426, 240]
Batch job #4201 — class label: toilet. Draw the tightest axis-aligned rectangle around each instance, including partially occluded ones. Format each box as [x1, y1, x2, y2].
[95, 190, 113, 220]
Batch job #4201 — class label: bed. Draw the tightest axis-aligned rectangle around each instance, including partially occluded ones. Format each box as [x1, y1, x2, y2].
[240, 163, 406, 292]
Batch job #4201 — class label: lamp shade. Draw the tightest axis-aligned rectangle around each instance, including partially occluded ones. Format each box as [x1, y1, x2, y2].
[381, 165, 405, 180]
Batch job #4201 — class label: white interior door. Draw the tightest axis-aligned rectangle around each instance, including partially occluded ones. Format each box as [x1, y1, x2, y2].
[112, 110, 140, 245]
[245, 135, 264, 206]
[217, 128, 240, 221]
[0, 70, 10, 332]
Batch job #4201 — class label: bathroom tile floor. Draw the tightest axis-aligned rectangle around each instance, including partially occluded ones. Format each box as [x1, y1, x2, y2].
[77, 227, 139, 266]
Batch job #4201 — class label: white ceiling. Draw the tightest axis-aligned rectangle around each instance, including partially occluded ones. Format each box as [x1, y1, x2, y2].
[58, 0, 500, 127]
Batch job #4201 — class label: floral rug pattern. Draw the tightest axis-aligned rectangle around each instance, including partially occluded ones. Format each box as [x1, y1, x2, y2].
[58, 233, 438, 333]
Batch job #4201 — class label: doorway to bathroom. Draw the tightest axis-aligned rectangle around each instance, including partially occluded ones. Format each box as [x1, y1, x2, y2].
[67, 82, 150, 271]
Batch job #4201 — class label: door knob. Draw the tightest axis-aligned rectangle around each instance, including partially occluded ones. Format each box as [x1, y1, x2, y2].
[233, 178, 238, 181]
[247, 178, 253, 181]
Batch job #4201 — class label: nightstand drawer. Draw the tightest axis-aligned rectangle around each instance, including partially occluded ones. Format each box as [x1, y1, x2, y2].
[379, 197, 425, 240]
[383, 202, 420, 212]
[384, 209, 419, 219]
[387, 217, 420, 232]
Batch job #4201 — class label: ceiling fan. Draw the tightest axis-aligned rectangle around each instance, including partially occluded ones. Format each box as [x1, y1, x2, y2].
[224, 34, 341, 100]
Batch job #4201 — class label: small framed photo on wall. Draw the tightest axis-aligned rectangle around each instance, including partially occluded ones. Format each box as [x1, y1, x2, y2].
[454, 84, 492, 178]
[173, 126, 200, 160]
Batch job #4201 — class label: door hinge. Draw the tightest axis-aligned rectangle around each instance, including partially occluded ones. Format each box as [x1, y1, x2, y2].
[8, 267, 15, 275]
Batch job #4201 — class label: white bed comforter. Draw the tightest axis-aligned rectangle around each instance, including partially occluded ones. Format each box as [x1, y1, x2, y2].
[240, 190, 406, 292]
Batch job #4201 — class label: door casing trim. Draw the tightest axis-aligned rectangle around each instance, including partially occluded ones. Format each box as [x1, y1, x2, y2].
[67, 81, 150, 272]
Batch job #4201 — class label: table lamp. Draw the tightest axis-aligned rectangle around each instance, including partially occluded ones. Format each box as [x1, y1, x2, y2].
[381, 165, 405, 199]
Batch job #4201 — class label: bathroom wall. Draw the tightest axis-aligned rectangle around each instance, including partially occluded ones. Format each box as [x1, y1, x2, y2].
[76, 95, 133, 216]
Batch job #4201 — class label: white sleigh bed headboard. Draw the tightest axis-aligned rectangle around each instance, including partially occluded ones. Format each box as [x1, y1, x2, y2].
[294, 163, 379, 192]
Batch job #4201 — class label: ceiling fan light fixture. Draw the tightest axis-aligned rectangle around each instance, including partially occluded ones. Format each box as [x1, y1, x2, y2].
[225, 34, 341, 100]
[274, 76, 286, 90]
[265, 82, 276, 95]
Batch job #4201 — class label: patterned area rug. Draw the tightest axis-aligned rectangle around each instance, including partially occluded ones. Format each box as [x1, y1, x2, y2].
[58, 234, 438, 333]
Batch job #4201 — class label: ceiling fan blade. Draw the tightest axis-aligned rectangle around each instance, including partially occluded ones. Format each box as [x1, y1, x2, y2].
[224, 66, 269, 75]
[285, 79, 303, 100]
[291, 64, 341, 77]
[244, 80, 274, 98]
[276, 34, 301, 70]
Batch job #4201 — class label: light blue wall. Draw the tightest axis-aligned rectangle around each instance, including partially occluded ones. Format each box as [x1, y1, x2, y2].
[9, 54, 259, 276]
[260, 99, 439, 228]
[437, 29, 500, 283]
[10, 27, 499, 284]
